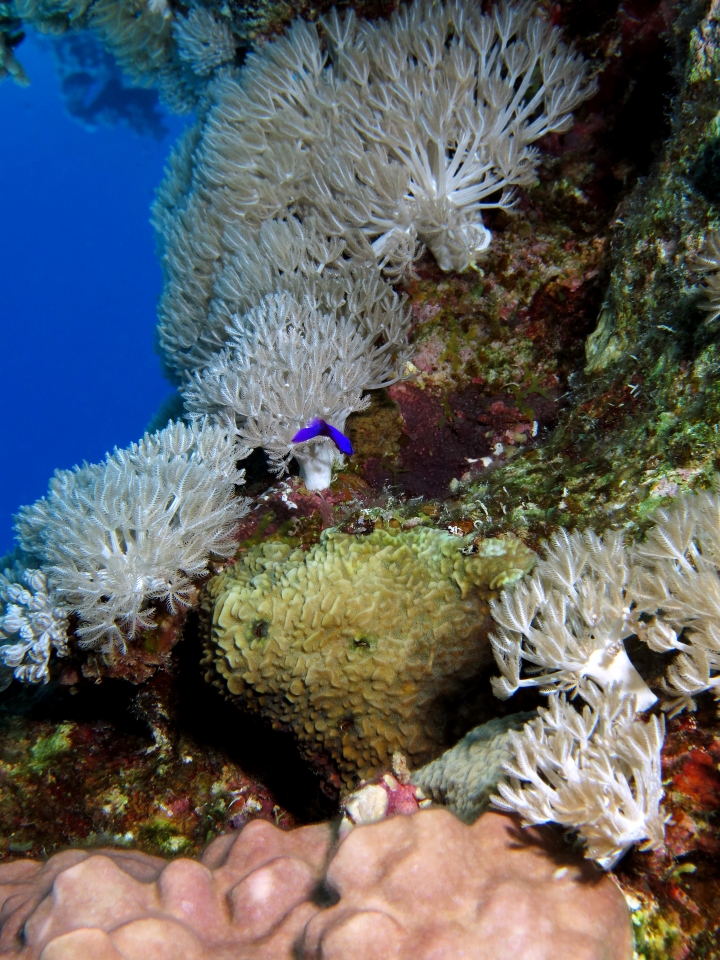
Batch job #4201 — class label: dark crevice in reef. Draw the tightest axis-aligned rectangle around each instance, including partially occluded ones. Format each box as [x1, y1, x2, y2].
[175, 612, 336, 823]
[237, 445, 282, 497]
[534, 0, 678, 233]
[0, 673, 149, 740]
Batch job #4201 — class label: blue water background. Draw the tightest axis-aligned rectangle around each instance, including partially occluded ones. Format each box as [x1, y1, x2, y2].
[0, 34, 187, 557]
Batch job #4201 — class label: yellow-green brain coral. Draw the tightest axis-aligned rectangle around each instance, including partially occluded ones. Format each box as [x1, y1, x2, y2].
[204, 526, 535, 790]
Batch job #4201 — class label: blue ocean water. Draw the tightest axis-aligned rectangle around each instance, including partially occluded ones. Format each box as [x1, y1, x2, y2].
[0, 32, 187, 557]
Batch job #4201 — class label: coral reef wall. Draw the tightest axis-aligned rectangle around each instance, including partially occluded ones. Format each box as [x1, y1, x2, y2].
[4, 0, 720, 956]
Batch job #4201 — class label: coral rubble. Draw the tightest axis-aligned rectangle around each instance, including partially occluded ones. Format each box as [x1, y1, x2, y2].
[204, 525, 535, 789]
[0, 810, 633, 960]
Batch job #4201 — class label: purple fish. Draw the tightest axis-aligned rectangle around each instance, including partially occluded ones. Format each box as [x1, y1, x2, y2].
[292, 418, 353, 455]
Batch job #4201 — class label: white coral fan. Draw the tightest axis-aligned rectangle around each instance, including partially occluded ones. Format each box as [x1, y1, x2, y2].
[0, 566, 69, 686]
[631, 489, 720, 715]
[14, 420, 248, 652]
[492, 682, 666, 869]
[183, 291, 410, 489]
[173, 7, 236, 77]
[490, 529, 657, 711]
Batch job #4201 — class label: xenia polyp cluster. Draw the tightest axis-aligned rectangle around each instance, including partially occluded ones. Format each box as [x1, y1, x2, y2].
[488, 489, 720, 867]
[153, 0, 595, 485]
[11, 420, 248, 657]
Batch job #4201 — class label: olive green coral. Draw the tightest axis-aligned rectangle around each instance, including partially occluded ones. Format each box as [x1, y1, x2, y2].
[204, 526, 535, 790]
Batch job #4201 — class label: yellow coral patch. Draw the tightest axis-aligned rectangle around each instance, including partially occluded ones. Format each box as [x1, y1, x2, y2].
[205, 526, 535, 790]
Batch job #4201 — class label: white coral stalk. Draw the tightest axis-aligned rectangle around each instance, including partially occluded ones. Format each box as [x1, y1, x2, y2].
[15, 420, 248, 652]
[182, 291, 410, 489]
[490, 529, 656, 711]
[492, 683, 666, 869]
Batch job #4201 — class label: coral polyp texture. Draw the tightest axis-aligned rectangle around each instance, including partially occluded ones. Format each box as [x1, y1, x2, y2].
[0, 810, 633, 960]
[13, 420, 248, 656]
[489, 527, 657, 710]
[204, 525, 535, 789]
[411, 712, 533, 823]
[481, 489, 720, 867]
[631, 489, 720, 715]
[150, 0, 594, 489]
[492, 683, 666, 870]
[154, 0, 596, 293]
[0, 566, 68, 687]
[182, 290, 411, 488]
[173, 7, 236, 78]
[9, 0, 240, 110]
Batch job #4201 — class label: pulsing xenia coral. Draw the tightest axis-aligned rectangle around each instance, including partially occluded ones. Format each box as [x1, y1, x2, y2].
[492, 682, 666, 870]
[0, 565, 68, 686]
[693, 229, 720, 325]
[488, 490, 720, 866]
[14, 420, 248, 653]
[151, 0, 594, 491]
[152, 209, 411, 383]
[488, 523, 670, 867]
[631, 489, 720, 715]
[315, 1, 598, 272]
[156, 0, 597, 290]
[173, 7, 236, 78]
[183, 289, 412, 489]
[490, 528, 657, 710]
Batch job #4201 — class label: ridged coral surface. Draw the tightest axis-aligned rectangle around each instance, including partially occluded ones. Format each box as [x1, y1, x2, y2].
[0, 810, 632, 960]
[412, 713, 534, 823]
[205, 526, 535, 788]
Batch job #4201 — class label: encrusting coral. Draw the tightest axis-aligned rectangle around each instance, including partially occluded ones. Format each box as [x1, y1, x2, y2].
[410, 712, 533, 823]
[204, 525, 535, 789]
[0, 810, 633, 960]
[11, 420, 248, 658]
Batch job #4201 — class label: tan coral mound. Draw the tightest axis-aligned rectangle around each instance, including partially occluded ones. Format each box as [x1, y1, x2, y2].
[306, 810, 633, 960]
[205, 527, 535, 788]
[0, 811, 632, 960]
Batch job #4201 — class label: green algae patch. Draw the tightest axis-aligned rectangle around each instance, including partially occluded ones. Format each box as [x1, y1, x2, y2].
[29, 723, 73, 773]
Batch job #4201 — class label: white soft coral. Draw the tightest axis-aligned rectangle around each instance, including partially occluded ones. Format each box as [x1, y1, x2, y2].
[492, 682, 666, 869]
[317, 0, 597, 272]
[0, 566, 69, 685]
[183, 291, 410, 489]
[631, 490, 720, 714]
[15, 420, 248, 652]
[490, 529, 657, 710]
